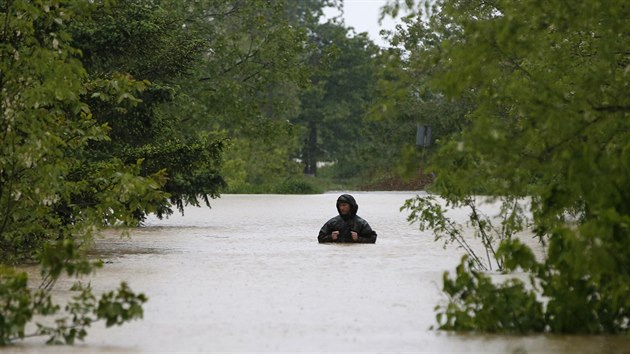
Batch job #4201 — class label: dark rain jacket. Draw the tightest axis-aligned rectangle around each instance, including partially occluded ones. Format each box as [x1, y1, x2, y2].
[318, 194, 377, 244]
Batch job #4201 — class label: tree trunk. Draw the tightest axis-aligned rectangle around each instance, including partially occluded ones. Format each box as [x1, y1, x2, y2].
[303, 120, 318, 176]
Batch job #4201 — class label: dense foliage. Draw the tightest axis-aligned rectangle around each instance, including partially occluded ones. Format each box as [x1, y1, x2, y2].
[169, 0, 312, 192]
[0, 0, 154, 344]
[394, 0, 630, 333]
[68, 0, 229, 217]
[294, 21, 381, 177]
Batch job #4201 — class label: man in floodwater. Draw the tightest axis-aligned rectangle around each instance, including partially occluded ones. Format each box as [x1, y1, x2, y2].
[318, 194, 377, 243]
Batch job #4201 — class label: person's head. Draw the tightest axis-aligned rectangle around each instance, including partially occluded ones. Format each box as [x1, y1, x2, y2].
[338, 201, 352, 215]
[336, 194, 358, 217]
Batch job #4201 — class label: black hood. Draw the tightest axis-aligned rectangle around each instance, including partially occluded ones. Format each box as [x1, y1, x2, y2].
[336, 194, 358, 217]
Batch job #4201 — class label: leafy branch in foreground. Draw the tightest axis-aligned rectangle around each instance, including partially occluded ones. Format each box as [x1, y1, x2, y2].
[434, 248, 545, 333]
[1, 239, 147, 345]
[402, 195, 529, 271]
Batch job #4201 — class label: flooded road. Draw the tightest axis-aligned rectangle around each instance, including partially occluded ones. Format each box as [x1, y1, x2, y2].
[13, 192, 630, 353]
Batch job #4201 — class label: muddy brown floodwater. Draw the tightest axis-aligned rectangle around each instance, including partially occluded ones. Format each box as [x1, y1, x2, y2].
[11, 192, 630, 353]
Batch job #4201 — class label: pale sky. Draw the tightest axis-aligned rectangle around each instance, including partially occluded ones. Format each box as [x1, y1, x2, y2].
[324, 0, 401, 47]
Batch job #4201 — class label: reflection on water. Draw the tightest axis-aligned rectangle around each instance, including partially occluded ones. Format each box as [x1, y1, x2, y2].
[13, 192, 630, 353]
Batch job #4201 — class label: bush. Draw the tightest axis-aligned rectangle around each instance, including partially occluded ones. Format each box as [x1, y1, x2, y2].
[273, 177, 323, 194]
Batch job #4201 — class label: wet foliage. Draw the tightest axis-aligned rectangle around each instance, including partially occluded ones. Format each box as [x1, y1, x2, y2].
[395, 0, 630, 334]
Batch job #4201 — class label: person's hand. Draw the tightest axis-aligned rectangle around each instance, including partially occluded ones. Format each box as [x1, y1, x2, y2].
[351, 231, 358, 241]
[331, 231, 339, 240]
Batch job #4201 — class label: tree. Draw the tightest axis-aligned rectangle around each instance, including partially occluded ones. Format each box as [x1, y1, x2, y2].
[293, 20, 381, 177]
[165, 0, 313, 192]
[68, 0, 227, 217]
[398, 0, 630, 333]
[369, 4, 476, 180]
[1, 0, 153, 344]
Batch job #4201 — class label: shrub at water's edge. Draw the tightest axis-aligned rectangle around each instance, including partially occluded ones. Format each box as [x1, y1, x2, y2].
[222, 171, 434, 194]
[225, 176, 324, 194]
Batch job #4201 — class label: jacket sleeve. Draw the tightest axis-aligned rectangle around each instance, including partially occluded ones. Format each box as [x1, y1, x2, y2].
[318, 220, 336, 243]
[355, 219, 377, 244]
